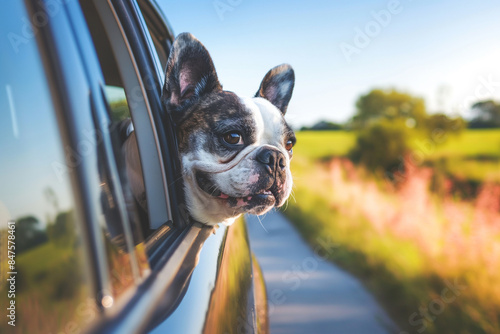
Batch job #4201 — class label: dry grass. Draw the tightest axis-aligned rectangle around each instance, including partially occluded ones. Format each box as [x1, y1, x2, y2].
[283, 153, 500, 333]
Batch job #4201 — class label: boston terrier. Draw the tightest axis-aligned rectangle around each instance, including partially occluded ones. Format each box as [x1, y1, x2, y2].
[161, 33, 296, 226]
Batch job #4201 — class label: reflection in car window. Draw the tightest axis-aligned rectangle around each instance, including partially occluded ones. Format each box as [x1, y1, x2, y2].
[79, 0, 151, 296]
[0, 2, 91, 333]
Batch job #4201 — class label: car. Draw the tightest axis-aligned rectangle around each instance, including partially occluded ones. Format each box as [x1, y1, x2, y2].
[0, 0, 268, 333]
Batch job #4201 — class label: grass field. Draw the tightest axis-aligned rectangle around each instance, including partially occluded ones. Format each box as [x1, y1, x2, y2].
[296, 129, 500, 159]
[429, 129, 500, 158]
[0, 240, 89, 334]
[282, 129, 500, 334]
[295, 129, 500, 182]
[293, 131, 356, 159]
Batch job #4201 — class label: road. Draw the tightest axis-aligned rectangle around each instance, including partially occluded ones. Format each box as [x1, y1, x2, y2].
[245, 211, 399, 334]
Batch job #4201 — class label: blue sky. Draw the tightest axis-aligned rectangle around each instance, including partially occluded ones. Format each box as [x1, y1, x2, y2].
[158, 0, 500, 128]
[1, 1, 75, 225]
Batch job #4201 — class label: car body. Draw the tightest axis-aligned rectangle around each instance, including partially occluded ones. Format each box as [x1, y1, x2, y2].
[0, 0, 267, 333]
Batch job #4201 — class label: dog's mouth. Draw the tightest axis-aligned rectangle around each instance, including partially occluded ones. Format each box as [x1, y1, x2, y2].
[195, 172, 277, 208]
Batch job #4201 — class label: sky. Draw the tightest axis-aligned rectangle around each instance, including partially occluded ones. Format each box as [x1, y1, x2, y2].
[1, 1, 75, 226]
[158, 0, 500, 128]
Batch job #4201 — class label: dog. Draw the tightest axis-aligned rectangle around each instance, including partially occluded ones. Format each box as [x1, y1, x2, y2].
[161, 33, 296, 226]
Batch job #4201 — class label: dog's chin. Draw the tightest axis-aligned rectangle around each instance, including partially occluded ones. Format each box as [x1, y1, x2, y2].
[194, 171, 281, 218]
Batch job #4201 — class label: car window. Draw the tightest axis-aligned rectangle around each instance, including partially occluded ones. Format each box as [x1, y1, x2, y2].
[133, 0, 191, 235]
[79, 0, 172, 238]
[0, 2, 92, 333]
[77, 0, 179, 299]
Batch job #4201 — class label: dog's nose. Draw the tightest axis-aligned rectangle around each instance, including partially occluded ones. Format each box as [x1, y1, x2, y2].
[256, 148, 286, 174]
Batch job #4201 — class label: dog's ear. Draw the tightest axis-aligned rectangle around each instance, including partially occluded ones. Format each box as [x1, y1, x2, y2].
[162, 33, 222, 122]
[255, 64, 295, 115]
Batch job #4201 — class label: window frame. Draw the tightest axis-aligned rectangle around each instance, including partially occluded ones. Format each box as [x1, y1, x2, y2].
[91, 0, 173, 232]
[111, 1, 187, 213]
[108, 0, 194, 259]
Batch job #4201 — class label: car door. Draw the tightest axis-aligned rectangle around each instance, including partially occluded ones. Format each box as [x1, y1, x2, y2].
[1, 0, 267, 333]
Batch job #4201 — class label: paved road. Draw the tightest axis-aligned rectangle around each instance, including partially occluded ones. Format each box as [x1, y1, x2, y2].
[246, 211, 399, 334]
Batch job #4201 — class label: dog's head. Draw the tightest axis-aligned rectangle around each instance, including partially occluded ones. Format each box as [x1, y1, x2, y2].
[162, 33, 296, 225]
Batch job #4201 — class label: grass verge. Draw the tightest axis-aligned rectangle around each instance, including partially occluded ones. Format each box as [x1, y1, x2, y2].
[282, 155, 499, 334]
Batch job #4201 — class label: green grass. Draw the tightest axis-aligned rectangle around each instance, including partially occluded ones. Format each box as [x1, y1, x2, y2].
[0, 241, 89, 334]
[296, 129, 500, 159]
[16, 242, 72, 277]
[294, 130, 355, 159]
[295, 129, 500, 182]
[429, 129, 500, 158]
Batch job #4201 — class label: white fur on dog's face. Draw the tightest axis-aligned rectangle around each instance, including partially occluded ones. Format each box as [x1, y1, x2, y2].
[162, 33, 295, 225]
[181, 96, 294, 226]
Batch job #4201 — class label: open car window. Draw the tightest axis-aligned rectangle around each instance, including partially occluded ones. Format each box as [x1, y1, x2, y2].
[79, 0, 174, 236]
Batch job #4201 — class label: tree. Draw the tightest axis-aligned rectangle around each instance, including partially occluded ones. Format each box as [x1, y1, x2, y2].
[425, 113, 466, 135]
[47, 210, 77, 247]
[351, 89, 427, 129]
[16, 216, 48, 254]
[348, 88, 467, 174]
[468, 100, 500, 128]
[300, 120, 343, 131]
[349, 120, 411, 172]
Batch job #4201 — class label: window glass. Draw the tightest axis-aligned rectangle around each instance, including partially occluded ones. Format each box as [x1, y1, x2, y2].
[81, 0, 171, 235]
[0, 2, 92, 333]
[79, 0, 151, 292]
[137, 1, 171, 70]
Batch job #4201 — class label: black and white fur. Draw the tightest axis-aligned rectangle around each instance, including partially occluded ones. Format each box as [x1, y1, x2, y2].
[162, 33, 296, 226]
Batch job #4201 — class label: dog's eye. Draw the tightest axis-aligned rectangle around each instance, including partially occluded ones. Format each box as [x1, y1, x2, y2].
[285, 140, 294, 152]
[222, 132, 243, 145]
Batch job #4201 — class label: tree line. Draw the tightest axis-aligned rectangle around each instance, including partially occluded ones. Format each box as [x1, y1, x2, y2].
[301, 89, 500, 131]
[301, 88, 499, 174]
